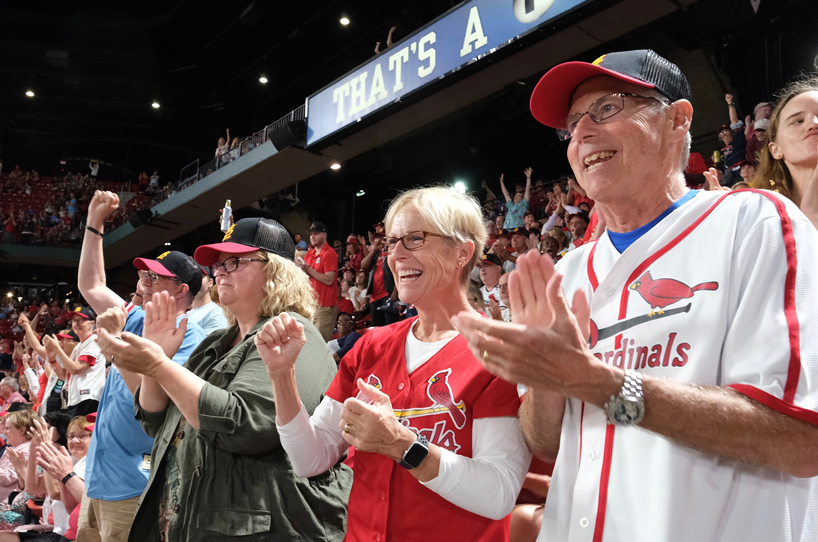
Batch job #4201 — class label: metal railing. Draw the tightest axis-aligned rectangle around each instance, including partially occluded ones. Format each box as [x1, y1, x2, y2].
[111, 104, 307, 231]
[173, 103, 307, 195]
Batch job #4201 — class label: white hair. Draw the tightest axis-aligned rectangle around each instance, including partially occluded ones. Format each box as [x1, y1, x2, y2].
[1, 377, 19, 391]
[384, 187, 487, 286]
[644, 88, 691, 173]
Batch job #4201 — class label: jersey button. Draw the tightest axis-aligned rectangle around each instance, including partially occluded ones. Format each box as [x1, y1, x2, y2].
[579, 517, 590, 528]
[398, 383, 404, 390]
[375, 534, 382, 541]
[605, 288, 615, 296]
[380, 492, 386, 500]
[587, 449, 596, 460]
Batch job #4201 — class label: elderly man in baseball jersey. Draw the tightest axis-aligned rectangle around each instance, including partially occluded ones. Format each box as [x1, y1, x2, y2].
[453, 49, 818, 542]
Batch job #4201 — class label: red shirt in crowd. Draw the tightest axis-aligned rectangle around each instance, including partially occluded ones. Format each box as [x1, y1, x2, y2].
[570, 191, 594, 209]
[686, 152, 708, 175]
[337, 298, 355, 314]
[304, 243, 338, 308]
[369, 250, 389, 302]
[347, 251, 364, 273]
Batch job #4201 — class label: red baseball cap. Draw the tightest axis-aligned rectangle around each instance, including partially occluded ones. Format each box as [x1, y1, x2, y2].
[530, 49, 692, 129]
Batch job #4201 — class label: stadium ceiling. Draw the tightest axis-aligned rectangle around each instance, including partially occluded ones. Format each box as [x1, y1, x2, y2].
[0, 0, 456, 170]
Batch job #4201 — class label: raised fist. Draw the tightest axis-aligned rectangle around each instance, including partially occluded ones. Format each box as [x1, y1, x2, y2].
[88, 191, 120, 226]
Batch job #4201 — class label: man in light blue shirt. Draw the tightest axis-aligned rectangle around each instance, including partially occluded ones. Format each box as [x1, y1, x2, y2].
[187, 265, 228, 335]
[77, 190, 206, 542]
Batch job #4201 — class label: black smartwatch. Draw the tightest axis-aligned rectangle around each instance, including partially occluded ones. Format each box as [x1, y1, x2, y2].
[398, 434, 429, 470]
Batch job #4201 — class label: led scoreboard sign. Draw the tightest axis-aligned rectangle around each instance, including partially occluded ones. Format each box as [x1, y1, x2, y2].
[306, 0, 594, 147]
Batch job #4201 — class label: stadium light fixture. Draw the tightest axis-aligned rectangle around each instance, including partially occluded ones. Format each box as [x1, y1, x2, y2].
[151, 101, 160, 109]
[259, 75, 268, 84]
[454, 181, 466, 194]
[25, 89, 34, 98]
[340, 15, 350, 25]
[330, 163, 342, 170]
[356, 190, 365, 197]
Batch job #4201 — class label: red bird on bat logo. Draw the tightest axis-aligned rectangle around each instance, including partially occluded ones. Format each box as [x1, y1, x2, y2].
[630, 270, 718, 316]
[427, 369, 466, 429]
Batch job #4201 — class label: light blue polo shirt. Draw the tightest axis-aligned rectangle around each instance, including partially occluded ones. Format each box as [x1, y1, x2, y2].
[84, 305, 206, 501]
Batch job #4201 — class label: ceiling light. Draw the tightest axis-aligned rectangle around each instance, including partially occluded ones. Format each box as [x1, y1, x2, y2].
[5, 293, 11, 298]
[259, 76, 268, 84]
[164, 242, 171, 246]
[330, 163, 342, 170]
[340, 16, 350, 25]
[454, 181, 466, 194]
[151, 101, 160, 109]
[25, 90, 34, 97]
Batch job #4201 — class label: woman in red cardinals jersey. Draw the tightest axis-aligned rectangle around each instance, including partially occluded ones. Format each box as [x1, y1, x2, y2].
[258, 187, 532, 542]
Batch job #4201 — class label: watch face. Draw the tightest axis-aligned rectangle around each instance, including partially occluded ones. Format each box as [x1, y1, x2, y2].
[404, 441, 429, 468]
[607, 397, 643, 426]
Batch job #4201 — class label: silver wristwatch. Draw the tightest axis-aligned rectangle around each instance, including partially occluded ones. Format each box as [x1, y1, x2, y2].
[604, 370, 645, 426]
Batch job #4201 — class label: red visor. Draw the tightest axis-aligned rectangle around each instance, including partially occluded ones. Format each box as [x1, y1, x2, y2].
[133, 258, 175, 278]
[194, 242, 257, 266]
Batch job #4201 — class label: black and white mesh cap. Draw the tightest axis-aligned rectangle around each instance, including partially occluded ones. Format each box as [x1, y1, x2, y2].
[194, 217, 295, 266]
[530, 49, 692, 128]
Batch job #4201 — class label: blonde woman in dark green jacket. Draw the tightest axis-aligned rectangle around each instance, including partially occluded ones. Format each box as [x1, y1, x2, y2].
[97, 218, 352, 541]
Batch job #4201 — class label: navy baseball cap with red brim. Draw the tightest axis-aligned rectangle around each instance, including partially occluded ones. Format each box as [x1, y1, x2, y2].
[57, 330, 80, 341]
[68, 306, 96, 320]
[195, 217, 295, 266]
[133, 250, 202, 297]
[530, 49, 692, 129]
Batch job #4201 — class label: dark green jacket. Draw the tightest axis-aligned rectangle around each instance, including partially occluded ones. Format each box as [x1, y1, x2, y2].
[129, 312, 352, 541]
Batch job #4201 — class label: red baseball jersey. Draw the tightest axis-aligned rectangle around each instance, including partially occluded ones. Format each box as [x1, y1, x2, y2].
[326, 318, 521, 542]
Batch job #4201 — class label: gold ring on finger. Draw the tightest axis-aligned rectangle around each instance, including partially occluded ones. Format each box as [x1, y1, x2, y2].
[343, 423, 353, 433]
[482, 350, 490, 363]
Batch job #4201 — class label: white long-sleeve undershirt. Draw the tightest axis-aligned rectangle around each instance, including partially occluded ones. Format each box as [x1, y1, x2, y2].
[277, 326, 532, 520]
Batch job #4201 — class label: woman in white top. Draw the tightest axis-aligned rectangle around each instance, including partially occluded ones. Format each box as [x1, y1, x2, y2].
[348, 270, 370, 313]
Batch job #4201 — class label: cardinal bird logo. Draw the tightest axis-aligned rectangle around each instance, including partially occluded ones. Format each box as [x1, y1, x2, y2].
[630, 270, 718, 316]
[427, 369, 467, 429]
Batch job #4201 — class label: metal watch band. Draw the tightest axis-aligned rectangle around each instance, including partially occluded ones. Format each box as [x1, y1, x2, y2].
[621, 370, 643, 401]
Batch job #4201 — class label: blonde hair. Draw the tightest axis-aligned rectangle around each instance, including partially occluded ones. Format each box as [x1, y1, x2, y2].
[221, 250, 317, 325]
[751, 74, 818, 202]
[384, 187, 486, 286]
[68, 416, 93, 436]
[547, 227, 567, 250]
[5, 409, 38, 439]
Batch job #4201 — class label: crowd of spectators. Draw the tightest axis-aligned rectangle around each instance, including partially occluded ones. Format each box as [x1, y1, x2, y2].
[0, 167, 167, 247]
[0, 48, 815, 542]
[0, 295, 105, 538]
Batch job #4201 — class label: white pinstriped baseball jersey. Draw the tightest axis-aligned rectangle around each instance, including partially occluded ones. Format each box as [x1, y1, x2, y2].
[540, 189, 818, 542]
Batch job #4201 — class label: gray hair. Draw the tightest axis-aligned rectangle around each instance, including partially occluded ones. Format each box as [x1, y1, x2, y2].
[1, 377, 19, 391]
[643, 88, 692, 173]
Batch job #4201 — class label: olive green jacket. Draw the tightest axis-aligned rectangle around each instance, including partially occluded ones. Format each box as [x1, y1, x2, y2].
[129, 313, 352, 541]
